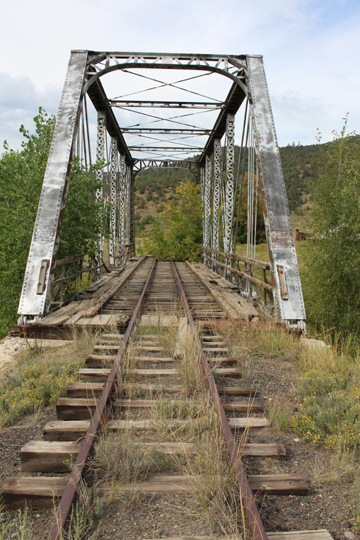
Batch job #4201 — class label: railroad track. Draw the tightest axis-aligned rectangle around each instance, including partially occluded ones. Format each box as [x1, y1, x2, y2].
[2, 258, 331, 540]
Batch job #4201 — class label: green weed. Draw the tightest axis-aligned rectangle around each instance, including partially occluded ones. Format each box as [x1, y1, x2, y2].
[0, 330, 98, 428]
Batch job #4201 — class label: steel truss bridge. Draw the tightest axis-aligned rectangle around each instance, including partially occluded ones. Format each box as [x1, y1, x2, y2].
[17, 51, 306, 330]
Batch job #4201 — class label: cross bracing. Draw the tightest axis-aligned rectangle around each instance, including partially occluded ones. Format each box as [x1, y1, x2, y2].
[17, 50, 306, 329]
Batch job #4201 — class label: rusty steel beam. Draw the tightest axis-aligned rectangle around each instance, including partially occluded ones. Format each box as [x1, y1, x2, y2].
[171, 261, 267, 540]
[46, 257, 156, 540]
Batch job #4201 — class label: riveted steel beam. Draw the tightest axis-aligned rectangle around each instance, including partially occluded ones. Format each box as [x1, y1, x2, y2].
[110, 100, 222, 109]
[246, 55, 306, 325]
[85, 51, 248, 95]
[118, 154, 126, 252]
[86, 76, 133, 166]
[129, 146, 202, 152]
[203, 154, 212, 258]
[109, 137, 118, 265]
[224, 114, 235, 254]
[18, 51, 88, 318]
[212, 138, 221, 252]
[200, 82, 246, 164]
[95, 111, 106, 269]
[122, 128, 211, 135]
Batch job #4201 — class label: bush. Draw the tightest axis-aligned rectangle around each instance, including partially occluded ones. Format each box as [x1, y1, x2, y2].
[0, 109, 108, 338]
[292, 370, 360, 450]
[144, 181, 202, 261]
[0, 331, 97, 427]
[303, 119, 360, 343]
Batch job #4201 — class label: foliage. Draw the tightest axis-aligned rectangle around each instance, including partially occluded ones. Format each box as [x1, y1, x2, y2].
[144, 181, 202, 261]
[350, 478, 360, 530]
[303, 119, 360, 343]
[279, 142, 318, 211]
[0, 355, 81, 428]
[57, 158, 107, 260]
[0, 505, 34, 539]
[0, 108, 107, 338]
[0, 330, 97, 427]
[292, 369, 360, 450]
[0, 109, 55, 337]
[292, 332, 360, 451]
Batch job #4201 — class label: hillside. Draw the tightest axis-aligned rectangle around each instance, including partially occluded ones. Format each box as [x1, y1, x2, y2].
[133, 142, 320, 231]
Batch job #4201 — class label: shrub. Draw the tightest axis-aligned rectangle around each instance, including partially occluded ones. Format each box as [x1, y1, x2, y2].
[144, 181, 202, 261]
[292, 370, 360, 450]
[303, 118, 360, 344]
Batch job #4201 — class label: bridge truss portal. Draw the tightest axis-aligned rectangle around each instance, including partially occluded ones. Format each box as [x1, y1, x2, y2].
[17, 51, 306, 329]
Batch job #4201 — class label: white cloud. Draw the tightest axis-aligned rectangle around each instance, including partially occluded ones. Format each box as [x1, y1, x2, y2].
[0, 72, 61, 150]
[0, 0, 359, 150]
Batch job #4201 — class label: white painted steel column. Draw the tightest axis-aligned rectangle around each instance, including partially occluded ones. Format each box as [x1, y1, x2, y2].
[224, 113, 235, 255]
[109, 137, 117, 265]
[118, 153, 126, 253]
[212, 139, 221, 252]
[203, 154, 212, 264]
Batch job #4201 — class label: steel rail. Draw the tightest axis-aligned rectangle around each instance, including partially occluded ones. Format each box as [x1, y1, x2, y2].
[170, 261, 268, 540]
[47, 257, 157, 540]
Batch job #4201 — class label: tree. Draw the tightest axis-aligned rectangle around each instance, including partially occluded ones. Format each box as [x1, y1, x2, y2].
[144, 181, 202, 261]
[0, 108, 107, 338]
[303, 118, 360, 342]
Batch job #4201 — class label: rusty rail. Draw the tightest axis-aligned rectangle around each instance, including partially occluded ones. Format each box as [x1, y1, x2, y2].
[47, 257, 156, 540]
[171, 260, 268, 540]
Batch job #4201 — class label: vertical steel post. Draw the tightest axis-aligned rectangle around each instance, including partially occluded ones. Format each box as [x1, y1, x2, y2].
[95, 111, 106, 271]
[118, 153, 126, 254]
[126, 165, 135, 249]
[130, 167, 135, 249]
[18, 51, 88, 319]
[212, 139, 221, 253]
[109, 137, 117, 266]
[200, 165, 205, 243]
[203, 155, 212, 265]
[224, 113, 235, 255]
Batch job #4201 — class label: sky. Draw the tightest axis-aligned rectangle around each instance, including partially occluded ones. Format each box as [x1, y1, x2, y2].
[0, 0, 359, 152]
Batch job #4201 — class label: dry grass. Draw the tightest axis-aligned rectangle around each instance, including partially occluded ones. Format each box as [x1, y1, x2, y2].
[94, 318, 247, 535]
[0, 504, 34, 540]
[173, 402, 248, 538]
[267, 399, 291, 431]
[312, 449, 358, 486]
[223, 321, 301, 362]
[176, 322, 206, 396]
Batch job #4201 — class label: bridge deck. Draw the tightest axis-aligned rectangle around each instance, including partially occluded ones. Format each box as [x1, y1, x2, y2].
[10, 258, 259, 340]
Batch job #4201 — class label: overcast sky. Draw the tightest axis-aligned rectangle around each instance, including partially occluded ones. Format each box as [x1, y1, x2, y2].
[1, 0, 359, 151]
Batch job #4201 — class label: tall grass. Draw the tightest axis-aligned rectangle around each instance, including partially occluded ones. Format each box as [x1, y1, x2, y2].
[223, 320, 301, 361]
